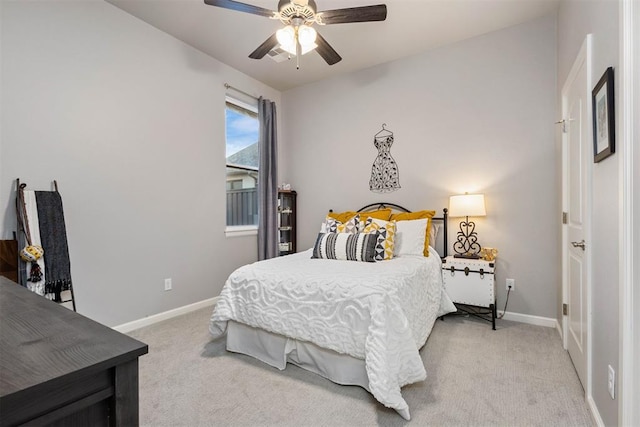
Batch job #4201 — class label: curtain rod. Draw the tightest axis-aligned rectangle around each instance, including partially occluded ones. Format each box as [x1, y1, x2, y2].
[224, 83, 259, 101]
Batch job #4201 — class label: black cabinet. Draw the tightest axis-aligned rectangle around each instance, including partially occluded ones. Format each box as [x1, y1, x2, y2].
[278, 190, 296, 256]
[0, 277, 148, 426]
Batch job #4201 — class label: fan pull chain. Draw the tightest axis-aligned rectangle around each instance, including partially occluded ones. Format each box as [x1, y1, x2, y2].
[296, 32, 301, 70]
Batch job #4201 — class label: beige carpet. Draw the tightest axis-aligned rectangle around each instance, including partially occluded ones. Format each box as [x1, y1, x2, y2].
[127, 308, 594, 426]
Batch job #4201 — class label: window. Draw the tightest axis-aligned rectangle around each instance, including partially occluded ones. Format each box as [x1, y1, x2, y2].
[225, 97, 259, 229]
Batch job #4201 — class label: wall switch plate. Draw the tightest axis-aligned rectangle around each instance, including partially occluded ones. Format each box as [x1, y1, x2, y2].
[164, 278, 172, 291]
[506, 278, 515, 291]
[608, 365, 615, 399]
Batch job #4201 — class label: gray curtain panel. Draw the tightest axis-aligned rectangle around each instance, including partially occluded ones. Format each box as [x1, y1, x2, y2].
[258, 97, 278, 260]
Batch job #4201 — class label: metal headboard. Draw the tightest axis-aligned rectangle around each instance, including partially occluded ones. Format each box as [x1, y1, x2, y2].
[357, 202, 410, 213]
[353, 202, 448, 258]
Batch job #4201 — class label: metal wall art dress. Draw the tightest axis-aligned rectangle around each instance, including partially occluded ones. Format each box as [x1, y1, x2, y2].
[369, 124, 400, 193]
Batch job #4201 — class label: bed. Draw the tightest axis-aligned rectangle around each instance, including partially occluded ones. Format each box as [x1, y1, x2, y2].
[209, 204, 456, 420]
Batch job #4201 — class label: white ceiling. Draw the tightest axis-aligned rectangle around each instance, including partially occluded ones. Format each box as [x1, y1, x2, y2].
[106, 0, 559, 91]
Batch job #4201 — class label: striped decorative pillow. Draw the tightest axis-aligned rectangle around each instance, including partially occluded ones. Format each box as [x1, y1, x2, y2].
[311, 232, 377, 262]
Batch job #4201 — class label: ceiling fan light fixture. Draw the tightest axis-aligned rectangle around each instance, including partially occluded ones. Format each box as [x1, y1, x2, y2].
[299, 42, 317, 55]
[276, 25, 296, 54]
[205, 0, 386, 66]
[279, 42, 296, 56]
[276, 24, 317, 56]
[297, 25, 317, 46]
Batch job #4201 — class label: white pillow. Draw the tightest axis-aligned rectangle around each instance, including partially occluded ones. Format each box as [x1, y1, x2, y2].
[430, 223, 442, 249]
[394, 218, 428, 257]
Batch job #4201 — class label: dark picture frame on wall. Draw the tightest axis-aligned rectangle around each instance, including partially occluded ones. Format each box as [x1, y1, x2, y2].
[592, 67, 615, 163]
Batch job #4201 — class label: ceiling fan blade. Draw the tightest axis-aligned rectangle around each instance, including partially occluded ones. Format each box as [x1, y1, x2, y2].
[249, 34, 279, 59]
[319, 4, 387, 24]
[315, 33, 342, 65]
[203, 0, 275, 18]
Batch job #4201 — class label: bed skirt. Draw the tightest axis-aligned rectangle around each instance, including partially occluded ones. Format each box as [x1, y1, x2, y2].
[227, 320, 371, 392]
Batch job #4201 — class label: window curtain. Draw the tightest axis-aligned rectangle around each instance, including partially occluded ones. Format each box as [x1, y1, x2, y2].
[258, 97, 278, 260]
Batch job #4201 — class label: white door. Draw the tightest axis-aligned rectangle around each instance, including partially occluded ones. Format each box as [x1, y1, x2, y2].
[562, 35, 592, 391]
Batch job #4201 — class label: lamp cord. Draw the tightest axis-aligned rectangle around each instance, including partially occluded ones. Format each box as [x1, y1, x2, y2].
[497, 288, 511, 319]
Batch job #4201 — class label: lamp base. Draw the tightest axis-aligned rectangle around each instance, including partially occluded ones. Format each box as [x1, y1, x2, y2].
[453, 253, 481, 260]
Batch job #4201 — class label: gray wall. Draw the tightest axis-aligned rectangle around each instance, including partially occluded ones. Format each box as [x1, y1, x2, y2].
[634, 2, 640, 421]
[1, 0, 632, 422]
[281, 15, 558, 319]
[557, 1, 620, 425]
[0, 0, 280, 327]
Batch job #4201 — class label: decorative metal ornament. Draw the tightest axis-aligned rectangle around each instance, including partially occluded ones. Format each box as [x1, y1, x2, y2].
[452, 216, 482, 258]
[369, 124, 400, 193]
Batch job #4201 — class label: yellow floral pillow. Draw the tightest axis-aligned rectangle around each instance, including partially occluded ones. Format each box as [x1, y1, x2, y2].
[362, 218, 397, 261]
[389, 210, 436, 256]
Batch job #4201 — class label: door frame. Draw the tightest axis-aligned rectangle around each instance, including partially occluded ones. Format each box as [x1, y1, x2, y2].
[619, 0, 638, 424]
[561, 33, 593, 398]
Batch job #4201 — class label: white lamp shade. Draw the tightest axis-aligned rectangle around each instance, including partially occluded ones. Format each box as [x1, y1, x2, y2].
[298, 25, 317, 47]
[299, 42, 317, 55]
[449, 193, 486, 217]
[276, 26, 296, 54]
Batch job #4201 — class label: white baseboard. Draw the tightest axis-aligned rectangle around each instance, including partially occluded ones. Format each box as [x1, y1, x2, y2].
[115, 299, 554, 333]
[497, 310, 557, 328]
[587, 395, 605, 427]
[113, 296, 220, 333]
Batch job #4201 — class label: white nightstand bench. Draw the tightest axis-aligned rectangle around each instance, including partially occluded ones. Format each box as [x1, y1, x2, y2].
[442, 255, 497, 330]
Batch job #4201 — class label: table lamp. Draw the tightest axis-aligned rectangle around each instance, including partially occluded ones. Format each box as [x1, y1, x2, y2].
[448, 193, 486, 259]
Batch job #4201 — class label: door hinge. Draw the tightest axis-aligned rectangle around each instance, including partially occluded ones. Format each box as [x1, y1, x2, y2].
[562, 212, 568, 224]
[563, 303, 568, 316]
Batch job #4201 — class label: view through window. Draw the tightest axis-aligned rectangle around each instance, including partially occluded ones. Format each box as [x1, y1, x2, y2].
[226, 98, 259, 227]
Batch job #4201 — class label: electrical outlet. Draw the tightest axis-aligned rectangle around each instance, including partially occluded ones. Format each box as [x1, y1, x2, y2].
[506, 278, 515, 291]
[608, 365, 615, 399]
[164, 278, 172, 291]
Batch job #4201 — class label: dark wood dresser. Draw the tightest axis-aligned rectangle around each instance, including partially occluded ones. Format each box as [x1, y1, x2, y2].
[0, 277, 148, 426]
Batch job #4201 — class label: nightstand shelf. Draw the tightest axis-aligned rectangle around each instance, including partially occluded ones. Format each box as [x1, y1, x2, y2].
[442, 255, 497, 330]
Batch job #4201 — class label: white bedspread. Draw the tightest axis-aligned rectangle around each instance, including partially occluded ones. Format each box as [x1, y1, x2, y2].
[209, 249, 455, 420]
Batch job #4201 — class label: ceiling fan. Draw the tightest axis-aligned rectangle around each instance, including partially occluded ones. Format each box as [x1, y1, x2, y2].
[204, 0, 387, 68]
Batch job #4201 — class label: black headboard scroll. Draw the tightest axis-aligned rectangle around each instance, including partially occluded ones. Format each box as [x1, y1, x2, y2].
[357, 202, 410, 213]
